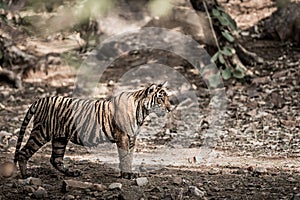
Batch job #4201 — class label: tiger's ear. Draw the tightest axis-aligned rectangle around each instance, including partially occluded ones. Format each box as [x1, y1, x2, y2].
[146, 84, 156, 95]
[158, 81, 168, 88]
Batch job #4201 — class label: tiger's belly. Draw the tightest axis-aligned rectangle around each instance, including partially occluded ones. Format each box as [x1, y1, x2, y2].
[69, 125, 116, 147]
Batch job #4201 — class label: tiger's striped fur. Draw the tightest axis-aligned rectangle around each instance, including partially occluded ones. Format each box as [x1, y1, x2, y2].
[14, 82, 171, 179]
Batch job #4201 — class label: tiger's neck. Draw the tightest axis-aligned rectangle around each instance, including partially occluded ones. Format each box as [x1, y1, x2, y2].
[131, 90, 149, 126]
[112, 90, 149, 133]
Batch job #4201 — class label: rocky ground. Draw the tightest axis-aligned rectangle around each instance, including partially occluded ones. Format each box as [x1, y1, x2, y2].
[0, 0, 300, 199]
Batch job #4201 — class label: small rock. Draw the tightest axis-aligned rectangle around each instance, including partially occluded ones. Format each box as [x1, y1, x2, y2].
[0, 161, 17, 178]
[188, 186, 205, 197]
[42, 183, 55, 190]
[253, 167, 267, 175]
[293, 193, 300, 200]
[211, 186, 221, 192]
[33, 186, 48, 199]
[62, 180, 93, 192]
[287, 177, 297, 183]
[149, 196, 159, 200]
[150, 187, 162, 193]
[247, 166, 254, 172]
[173, 176, 182, 185]
[108, 182, 122, 190]
[236, 168, 246, 175]
[18, 179, 27, 185]
[24, 185, 35, 193]
[64, 194, 75, 200]
[28, 177, 42, 186]
[91, 191, 101, 197]
[139, 165, 148, 172]
[136, 177, 148, 186]
[176, 188, 184, 200]
[92, 183, 107, 192]
[106, 194, 119, 199]
[208, 168, 219, 175]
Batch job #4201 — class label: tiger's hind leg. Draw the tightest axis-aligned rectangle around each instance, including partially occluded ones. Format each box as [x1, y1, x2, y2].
[50, 137, 81, 177]
[16, 125, 49, 178]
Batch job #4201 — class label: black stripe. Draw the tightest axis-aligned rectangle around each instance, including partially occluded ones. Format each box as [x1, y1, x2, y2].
[96, 102, 104, 142]
[55, 97, 65, 117]
[82, 104, 93, 131]
[106, 102, 114, 138]
[88, 120, 98, 145]
[73, 132, 84, 146]
[40, 126, 50, 141]
[72, 101, 90, 136]
[29, 101, 37, 114]
[48, 97, 60, 133]
[64, 108, 73, 124]
[26, 144, 37, 154]
[53, 137, 68, 144]
[19, 151, 31, 160]
[136, 101, 141, 125]
[101, 101, 109, 138]
[96, 102, 102, 125]
[34, 98, 44, 121]
[46, 122, 51, 139]
[53, 145, 67, 150]
[50, 153, 64, 158]
[31, 135, 44, 147]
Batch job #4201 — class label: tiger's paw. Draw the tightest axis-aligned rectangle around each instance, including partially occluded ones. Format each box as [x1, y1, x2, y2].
[120, 171, 139, 179]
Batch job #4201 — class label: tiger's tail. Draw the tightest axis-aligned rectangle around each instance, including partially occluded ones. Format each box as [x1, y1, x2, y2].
[14, 101, 37, 164]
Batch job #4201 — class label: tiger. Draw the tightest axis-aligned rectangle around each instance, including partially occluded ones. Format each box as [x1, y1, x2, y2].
[14, 82, 172, 179]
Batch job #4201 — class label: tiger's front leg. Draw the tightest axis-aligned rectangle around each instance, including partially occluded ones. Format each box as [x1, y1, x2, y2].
[116, 133, 138, 179]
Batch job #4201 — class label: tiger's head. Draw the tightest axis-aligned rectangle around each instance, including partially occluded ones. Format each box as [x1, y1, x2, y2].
[143, 82, 172, 113]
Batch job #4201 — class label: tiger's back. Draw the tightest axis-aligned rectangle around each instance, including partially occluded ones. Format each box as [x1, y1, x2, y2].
[20, 96, 115, 146]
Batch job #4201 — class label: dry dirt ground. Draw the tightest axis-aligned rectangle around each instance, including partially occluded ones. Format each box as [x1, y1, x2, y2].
[0, 0, 300, 199]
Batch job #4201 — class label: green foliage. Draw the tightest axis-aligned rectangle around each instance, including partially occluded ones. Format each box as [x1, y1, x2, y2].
[221, 30, 235, 43]
[212, 7, 237, 31]
[61, 51, 83, 69]
[210, 4, 238, 45]
[221, 67, 231, 80]
[0, 0, 8, 10]
[74, 0, 115, 22]
[148, 0, 172, 17]
[210, 51, 219, 63]
[201, 63, 221, 88]
[0, 0, 8, 22]
[275, 0, 290, 8]
[218, 53, 225, 64]
[211, 48, 247, 80]
[208, 73, 222, 88]
[221, 46, 235, 56]
[209, 5, 248, 80]
[25, 0, 63, 12]
[232, 65, 246, 79]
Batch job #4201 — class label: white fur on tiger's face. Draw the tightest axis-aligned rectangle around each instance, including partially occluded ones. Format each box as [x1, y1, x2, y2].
[143, 82, 172, 113]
